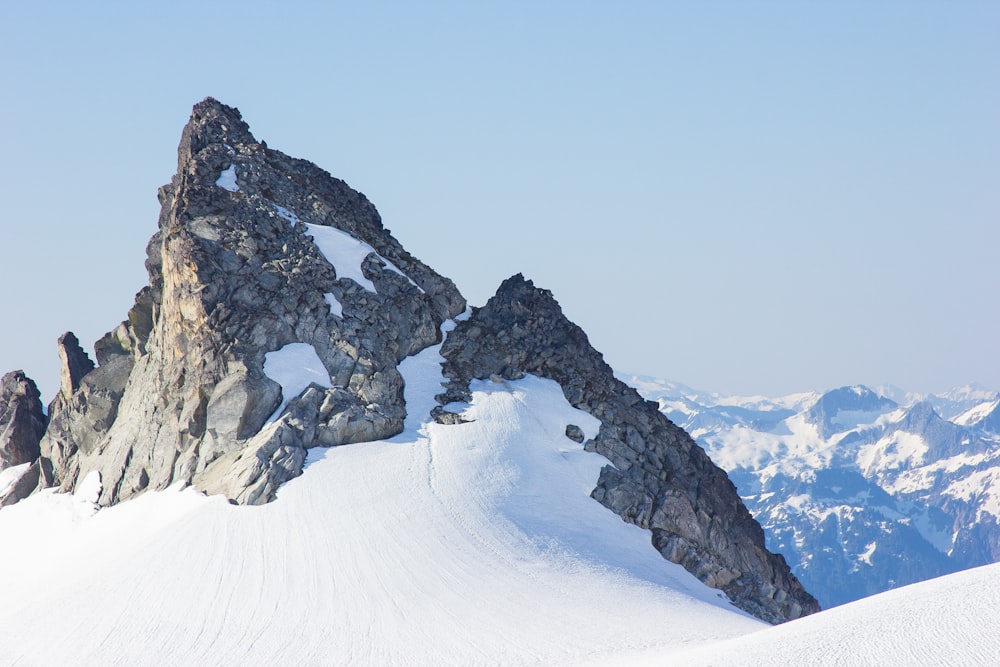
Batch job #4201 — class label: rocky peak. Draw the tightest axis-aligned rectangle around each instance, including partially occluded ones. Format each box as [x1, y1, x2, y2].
[437, 274, 819, 624]
[176, 98, 255, 170]
[0, 370, 47, 470]
[36, 98, 465, 506]
[891, 401, 982, 459]
[804, 385, 898, 439]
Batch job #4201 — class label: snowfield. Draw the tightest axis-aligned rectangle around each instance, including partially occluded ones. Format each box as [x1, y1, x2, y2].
[656, 560, 1000, 666]
[3, 337, 999, 665]
[0, 333, 762, 666]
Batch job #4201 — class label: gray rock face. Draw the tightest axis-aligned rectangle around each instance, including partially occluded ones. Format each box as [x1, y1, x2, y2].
[437, 274, 818, 624]
[0, 371, 47, 469]
[57, 332, 96, 399]
[37, 97, 465, 505]
[0, 371, 47, 507]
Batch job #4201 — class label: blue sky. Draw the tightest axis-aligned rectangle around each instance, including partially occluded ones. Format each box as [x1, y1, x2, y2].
[1, 1, 997, 400]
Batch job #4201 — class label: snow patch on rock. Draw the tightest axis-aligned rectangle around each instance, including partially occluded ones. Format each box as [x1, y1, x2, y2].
[324, 293, 343, 318]
[263, 342, 332, 421]
[215, 164, 239, 191]
[305, 223, 421, 293]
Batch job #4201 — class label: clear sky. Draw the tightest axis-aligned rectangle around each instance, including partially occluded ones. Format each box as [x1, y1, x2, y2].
[1, 1, 997, 402]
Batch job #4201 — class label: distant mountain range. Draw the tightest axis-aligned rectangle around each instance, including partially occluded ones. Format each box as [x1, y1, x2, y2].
[623, 375, 1000, 608]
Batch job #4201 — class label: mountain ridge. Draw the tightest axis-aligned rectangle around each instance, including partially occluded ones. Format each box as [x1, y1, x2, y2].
[0, 98, 814, 625]
[437, 274, 817, 621]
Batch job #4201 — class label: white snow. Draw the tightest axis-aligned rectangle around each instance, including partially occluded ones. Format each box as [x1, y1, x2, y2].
[304, 222, 421, 293]
[943, 467, 1000, 520]
[5, 358, 997, 664]
[644, 562, 1000, 666]
[0, 331, 766, 665]
[857, 540, 877, 566]
[830, 408, 893, 429]
[881, 446, 998, 493]
[0, 462, 30, 497]
[618, 373, 819, 413]
[324, 292, 343, 318]
[215, 164, 239, 191]
[273, 203, 301, 224]
[856, 432, 930, 476]
[954, 399, 1000, 426]
[75, 470, 103, 505]
[262, 342, 332, 421]
[702, 413, 835, 475]
[909, 507, 955, 554]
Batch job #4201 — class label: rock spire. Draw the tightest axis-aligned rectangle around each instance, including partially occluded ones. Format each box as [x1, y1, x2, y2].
[36, 97, 465, 505]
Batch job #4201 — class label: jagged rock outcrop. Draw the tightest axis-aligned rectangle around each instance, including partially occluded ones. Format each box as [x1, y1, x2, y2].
[437, 274, 819, 623]
[0, 371, 47, 470]
[0, 371, 47, 506]
[57, 333, 96, 399]
[37, 97, 465, 505]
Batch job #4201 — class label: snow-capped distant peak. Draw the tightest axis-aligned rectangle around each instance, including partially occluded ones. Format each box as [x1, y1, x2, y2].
[954, 399, 1000, 427]
[938, 383, 999, 404]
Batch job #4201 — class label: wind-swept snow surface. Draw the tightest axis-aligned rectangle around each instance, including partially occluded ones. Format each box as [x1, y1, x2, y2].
[653, 561, 1000, 667]
[0, 337, 763, 666]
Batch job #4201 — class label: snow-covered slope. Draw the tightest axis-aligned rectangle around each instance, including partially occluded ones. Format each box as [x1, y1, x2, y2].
[624, 374, 1000, 609]
[2, 358, 998, 666]
[654, 561, 1000, 666]
[0, 335, 764, 666]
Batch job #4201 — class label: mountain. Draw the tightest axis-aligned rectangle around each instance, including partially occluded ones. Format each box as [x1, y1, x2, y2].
[625, 375, 1000, 609]
[0, 95, 816, 661]
[29, 99, 465, 508]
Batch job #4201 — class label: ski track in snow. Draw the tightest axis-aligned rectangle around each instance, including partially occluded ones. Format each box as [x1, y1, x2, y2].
[0, 328, 761, 666]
